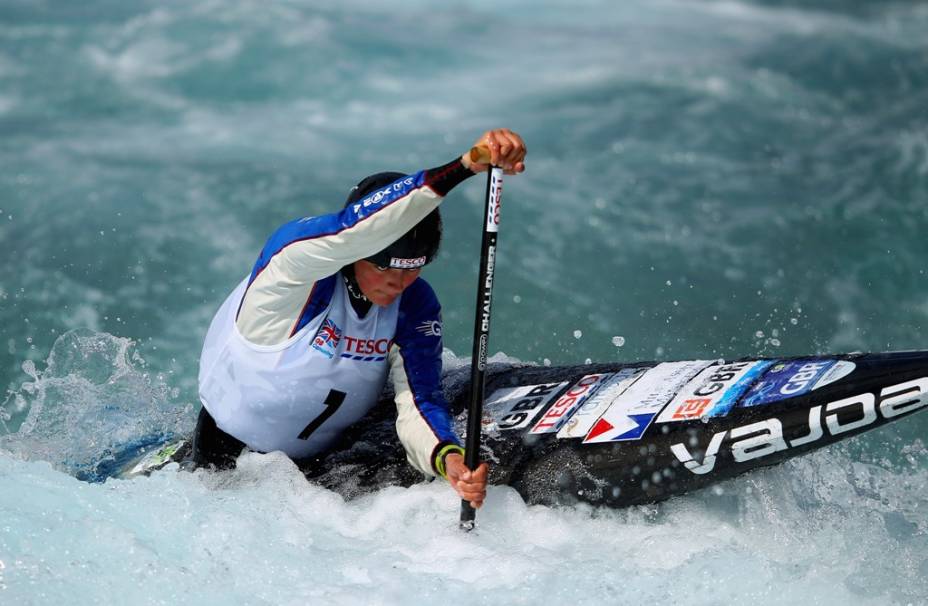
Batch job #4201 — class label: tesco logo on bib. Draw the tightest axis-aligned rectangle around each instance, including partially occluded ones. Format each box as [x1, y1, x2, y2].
[343, 336, 393, 355]
[313, 319, 393, 362]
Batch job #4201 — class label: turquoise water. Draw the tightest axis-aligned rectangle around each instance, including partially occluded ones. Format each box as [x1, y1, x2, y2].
[2, 1, 928, 603]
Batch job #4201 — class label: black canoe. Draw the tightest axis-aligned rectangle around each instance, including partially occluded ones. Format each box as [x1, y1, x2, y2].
[299, 351, 928, 508]
[118, 351, 928, 508]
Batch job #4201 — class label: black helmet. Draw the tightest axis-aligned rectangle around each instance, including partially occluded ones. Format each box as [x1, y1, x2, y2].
[345, 172, 442, 269]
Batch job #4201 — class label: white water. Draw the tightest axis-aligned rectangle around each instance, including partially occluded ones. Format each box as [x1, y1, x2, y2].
[0, 448, 928, 604]
[2, 331, 927, 604]
[3, 0, 928, 601]
[2, 447, 926, 605]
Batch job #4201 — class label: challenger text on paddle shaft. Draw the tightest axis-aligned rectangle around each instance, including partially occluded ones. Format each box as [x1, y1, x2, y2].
[480, 245, 495, 332]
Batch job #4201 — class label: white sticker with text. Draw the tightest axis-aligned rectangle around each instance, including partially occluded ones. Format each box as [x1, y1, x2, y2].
[583, 360, 713, 443]
[557, 368, 646, 439]
[482, 382, 568, 431]
[530, 373, 612, 434]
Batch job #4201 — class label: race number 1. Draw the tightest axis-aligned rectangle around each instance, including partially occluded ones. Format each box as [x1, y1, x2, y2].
[298, 389, 346, 440]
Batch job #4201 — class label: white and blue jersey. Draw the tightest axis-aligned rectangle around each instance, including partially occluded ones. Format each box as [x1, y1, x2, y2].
[198, 158, 473, 477]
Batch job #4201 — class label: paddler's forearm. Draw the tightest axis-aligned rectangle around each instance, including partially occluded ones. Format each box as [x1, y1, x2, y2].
[387, 278, 463, 477]
[422, 156, 477, 196]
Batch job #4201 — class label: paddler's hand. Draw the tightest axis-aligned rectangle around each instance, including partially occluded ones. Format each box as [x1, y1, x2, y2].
[462, 128, 527, 175]
[445, 453, 489, 509]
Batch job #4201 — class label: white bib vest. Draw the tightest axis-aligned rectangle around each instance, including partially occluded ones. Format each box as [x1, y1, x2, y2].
[198, 276, 399, 459]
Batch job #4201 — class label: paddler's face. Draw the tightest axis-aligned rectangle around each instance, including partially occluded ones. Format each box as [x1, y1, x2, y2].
[353, 260, 421, 306]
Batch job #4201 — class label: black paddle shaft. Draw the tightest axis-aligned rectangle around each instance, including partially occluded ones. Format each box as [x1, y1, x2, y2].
[460, 166, 504, 530]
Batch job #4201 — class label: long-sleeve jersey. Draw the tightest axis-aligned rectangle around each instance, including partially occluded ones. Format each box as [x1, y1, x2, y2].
[198, 158, 473, 477]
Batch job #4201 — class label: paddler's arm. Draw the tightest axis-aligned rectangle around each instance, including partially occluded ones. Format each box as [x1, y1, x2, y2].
[235, 128, 525, 345]
[236, 157, 474, 346]
[387, 279, 489, 506]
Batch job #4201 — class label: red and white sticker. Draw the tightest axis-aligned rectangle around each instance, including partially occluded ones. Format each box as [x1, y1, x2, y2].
[486, 168, 503, 233]
[530, 373, 612, 434]
[583, 360, 712, 443]
[557, 368, 646, 439]
[482, 382, 568, 431]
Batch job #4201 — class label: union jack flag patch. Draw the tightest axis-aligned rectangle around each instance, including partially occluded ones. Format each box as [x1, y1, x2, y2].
[311, 319, 342, 358]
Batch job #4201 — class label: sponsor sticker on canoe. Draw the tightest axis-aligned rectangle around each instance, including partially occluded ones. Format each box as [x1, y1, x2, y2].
[739, 359, 856, 408]
[530, 373, 612, 434]
[557, 367, 647, 439]
[482, 382, 568, 431]
[657, 360, 775, 422]
[583, 360, 713, 443]
[812, 360, 856, 390]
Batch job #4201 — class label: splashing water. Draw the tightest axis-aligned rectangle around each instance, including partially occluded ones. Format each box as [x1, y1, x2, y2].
[0, 329, 192, 481]
[2, 0, 928, 602]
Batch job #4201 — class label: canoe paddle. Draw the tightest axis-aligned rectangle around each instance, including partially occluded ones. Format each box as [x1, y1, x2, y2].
[460, 145, 503, 531]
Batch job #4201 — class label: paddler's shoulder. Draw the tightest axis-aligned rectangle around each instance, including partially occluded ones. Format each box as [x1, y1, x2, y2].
[397, 277, 441, 325]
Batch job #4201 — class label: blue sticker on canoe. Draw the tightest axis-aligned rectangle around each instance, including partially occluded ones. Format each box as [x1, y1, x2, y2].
[739, 359, 844, 408]
[706, 360, 777, 417]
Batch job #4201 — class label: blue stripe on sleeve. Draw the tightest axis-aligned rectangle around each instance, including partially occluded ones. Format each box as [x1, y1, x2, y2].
[289, 275, 338, 337]
[247, 171, 426, 285]
[395, 278, 460, 445]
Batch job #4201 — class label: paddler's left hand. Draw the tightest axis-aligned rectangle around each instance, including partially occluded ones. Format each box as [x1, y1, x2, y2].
[462, 128, 527, 175]
[445, 454, 489, 509]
